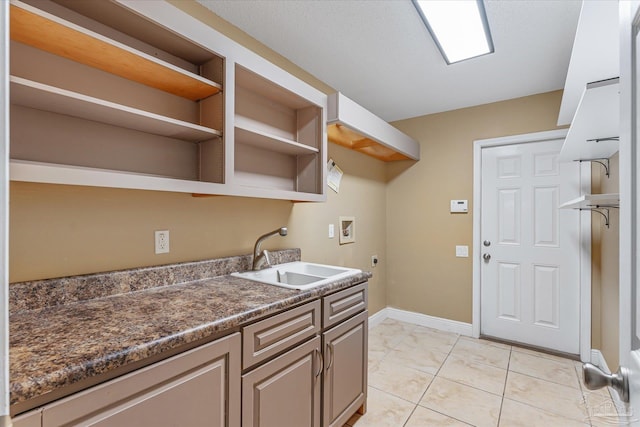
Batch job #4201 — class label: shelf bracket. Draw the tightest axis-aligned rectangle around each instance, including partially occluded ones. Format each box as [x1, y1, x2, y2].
[577, 158, 610, 178]
[579, 205, 619, 228]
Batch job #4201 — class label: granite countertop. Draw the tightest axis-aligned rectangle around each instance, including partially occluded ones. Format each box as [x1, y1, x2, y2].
[9, 249, 372, 410]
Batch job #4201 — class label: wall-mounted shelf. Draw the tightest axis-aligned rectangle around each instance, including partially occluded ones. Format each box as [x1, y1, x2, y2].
[10, 76, 221, 141]
[559, 78, 619, 163]
[327, 92, 420, 162]
[10, 1, 221, 101]
[560, 193, 619, 228]
[235, 123, 319, 156]
[8, 0, 327, 202]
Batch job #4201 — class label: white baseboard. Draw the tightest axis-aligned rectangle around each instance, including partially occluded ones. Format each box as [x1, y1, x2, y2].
[368, 308, 388, 329]
[369, 306, 473, 336]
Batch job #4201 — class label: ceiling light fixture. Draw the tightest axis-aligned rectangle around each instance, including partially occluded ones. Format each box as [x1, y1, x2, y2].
[412, 0, 494, 64]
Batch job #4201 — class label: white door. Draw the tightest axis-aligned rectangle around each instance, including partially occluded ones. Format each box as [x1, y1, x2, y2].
[480, 139, 582, 354]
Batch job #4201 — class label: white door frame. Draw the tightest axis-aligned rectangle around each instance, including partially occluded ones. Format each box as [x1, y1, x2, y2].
[472, 128, 592, 361]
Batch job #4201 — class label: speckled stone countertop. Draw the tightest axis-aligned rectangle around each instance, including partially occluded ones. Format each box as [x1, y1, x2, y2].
[9, 249, 372, 411]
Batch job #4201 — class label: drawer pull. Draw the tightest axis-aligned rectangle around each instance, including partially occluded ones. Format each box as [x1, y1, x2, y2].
[314, 348, 324, 378]
[326, 343, 334, 371]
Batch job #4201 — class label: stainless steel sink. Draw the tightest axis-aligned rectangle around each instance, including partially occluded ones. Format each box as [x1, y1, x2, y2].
[232, 261, 361, 290]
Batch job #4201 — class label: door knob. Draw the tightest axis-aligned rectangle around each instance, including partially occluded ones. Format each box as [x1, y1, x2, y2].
[483, 240, 491, 247]
[483, 253, 491, 261]
[583, 363, 629, 402]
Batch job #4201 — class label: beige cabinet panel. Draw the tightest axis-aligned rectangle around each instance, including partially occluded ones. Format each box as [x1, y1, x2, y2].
[322, 282, 368, 329]
[243, 300, 320, 369]
[12, 409, 42, 427]
[42, 333, 241, 427]
[242, 336, 321, 427]
[322, 311, 368, 427]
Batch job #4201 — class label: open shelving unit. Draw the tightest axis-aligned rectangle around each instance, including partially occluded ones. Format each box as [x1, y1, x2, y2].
[7, 0, 327, 201]
[233, 64, 324, 199]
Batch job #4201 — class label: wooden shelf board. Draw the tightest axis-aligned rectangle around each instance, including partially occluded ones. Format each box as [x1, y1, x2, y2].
[10, 76, 221, 141]
[235, 124, 319, 156]
[10, 160, 325, 202]
[328, 124, 411, 162]
[560, 193, 620, 209]
[559, 79, 619, 162]
[10, 1, 221, 101]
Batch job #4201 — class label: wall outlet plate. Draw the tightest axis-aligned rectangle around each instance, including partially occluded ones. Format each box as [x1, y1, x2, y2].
[155, 230, 170, 254]
[371, 255, 379, 267]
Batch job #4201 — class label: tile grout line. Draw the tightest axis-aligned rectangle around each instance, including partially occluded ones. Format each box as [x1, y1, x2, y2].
[496, 347, 513, 427]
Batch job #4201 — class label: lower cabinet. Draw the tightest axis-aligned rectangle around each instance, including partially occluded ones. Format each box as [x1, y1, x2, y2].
[11, 283, 369, 427]
[242, 336, 322, 427]
[322, 311, 368, 427]
[41, 333, 241, 427]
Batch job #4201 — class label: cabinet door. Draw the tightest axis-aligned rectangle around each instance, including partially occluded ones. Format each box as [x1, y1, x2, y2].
[242, 336, 321, 427]
[322, 311, 368, 427]
[42, 333, 241, 427]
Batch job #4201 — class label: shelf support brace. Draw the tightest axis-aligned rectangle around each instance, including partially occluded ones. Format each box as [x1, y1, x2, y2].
[578, 205, 618, 228]
[577, 158, 610, 178]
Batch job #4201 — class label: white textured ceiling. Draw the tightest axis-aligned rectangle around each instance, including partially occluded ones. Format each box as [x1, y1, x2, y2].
[198, 0, 582, 122]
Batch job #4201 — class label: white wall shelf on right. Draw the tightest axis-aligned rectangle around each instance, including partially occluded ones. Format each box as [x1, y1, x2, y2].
[559, 78, 619, 163]
[560, 193, 620, 209]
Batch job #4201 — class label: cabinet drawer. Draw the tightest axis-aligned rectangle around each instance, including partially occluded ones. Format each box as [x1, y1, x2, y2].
[243, 300, 321, 369]
[323, 282, 368, 329]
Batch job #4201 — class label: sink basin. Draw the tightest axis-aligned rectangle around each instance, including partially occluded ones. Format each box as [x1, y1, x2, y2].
[232, 261, 361, 290]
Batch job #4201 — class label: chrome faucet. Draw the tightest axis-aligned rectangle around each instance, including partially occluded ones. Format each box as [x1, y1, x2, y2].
[252, 227, 287, 270]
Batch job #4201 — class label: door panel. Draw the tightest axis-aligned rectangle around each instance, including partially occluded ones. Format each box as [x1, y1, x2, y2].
[481, 139, 581, 353]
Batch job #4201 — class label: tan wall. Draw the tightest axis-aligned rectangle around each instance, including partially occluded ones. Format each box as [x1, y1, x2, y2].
[9, 2, 388, 314]
[591, 153, 620, 368]
[388, 91, 566, 323]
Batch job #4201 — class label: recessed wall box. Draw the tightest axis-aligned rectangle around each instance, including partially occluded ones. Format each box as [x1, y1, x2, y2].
[339, 216, 356, 244]
[450, 200, 468, 213]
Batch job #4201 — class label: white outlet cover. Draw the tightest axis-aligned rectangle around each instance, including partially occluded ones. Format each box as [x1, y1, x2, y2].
[155, 230, 170, 254]
[329, 224, 335, 238]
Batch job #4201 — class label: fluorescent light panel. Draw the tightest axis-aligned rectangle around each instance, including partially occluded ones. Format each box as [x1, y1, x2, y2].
[413, 0, 494, 64]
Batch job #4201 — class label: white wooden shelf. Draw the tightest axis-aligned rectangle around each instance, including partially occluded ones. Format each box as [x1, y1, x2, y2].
[10, 76, 222, 141]
[234, 124, 318, 156]
[10, 0, 221, 101]
[559, 78, 619, 163]
[560, 193, 620, 209]
[10, 160, 325, 201]
[327, 92, 420, 162]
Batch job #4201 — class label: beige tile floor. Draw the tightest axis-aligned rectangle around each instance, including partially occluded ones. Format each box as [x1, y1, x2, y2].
[345, 319, 620, 427]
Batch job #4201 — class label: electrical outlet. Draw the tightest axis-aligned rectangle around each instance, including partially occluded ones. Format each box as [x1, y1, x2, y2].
[155, 230, 170, 254]
[371, 255, 379, 267]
